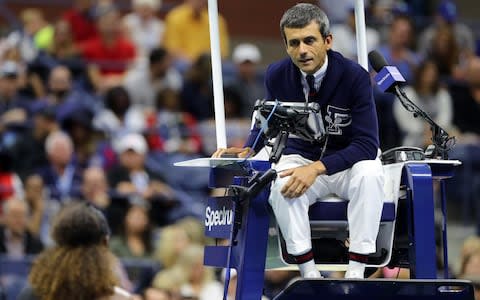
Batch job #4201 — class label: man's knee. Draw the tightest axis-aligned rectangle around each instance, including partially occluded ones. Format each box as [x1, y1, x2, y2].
[351, 160, 384, 183]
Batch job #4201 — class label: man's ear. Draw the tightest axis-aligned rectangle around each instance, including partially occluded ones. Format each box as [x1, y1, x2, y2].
[325, 34, 333, 50]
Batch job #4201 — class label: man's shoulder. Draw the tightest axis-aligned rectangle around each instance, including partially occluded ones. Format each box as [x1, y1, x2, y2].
[328, 50, 368, 80]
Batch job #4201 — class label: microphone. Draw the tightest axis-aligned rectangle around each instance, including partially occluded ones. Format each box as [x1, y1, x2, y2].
[368, 49, 456, 158]
[368, 50, 405, 93]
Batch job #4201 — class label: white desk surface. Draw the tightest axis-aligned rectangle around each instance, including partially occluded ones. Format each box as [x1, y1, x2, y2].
[174, 158, 461, 168]
[174, 157, 268, 168]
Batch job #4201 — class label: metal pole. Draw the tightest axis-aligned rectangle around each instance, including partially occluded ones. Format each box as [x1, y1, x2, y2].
[207, 0, 227, 149]
[354, 0, 368, 70]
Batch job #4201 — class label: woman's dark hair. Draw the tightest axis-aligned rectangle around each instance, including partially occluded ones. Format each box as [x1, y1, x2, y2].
[121, 203, 153, 255]
[52, 202, 110, 247]
[413, 60, 440, 95]
[104, 86, 131, 117]
[29, 203, 117, 300]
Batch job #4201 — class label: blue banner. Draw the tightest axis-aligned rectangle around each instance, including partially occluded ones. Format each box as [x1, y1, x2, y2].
[204, 197, 235, 239]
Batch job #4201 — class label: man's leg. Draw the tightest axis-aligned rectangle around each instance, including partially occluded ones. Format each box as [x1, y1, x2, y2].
[270, 155, 330, 278]
[333, 158, 385, 278]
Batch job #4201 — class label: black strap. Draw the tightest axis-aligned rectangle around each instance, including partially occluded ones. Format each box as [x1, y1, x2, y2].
[349, 252, 369, 263]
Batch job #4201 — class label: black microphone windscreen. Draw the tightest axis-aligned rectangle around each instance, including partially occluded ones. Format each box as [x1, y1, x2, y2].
[368, 50, 388, 73]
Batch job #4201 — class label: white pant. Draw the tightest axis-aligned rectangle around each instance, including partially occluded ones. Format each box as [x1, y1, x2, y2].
[269, 154, 385, 256]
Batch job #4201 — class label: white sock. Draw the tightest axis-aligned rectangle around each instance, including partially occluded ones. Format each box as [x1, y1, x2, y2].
[345, 260, 366, 279]
[299, 260, 322, 278]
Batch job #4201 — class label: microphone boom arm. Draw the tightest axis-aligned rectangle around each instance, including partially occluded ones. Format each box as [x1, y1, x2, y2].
[394, 86, 455, 159]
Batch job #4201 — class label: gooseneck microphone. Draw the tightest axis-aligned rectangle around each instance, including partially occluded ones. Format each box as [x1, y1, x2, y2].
[368, 50, 455, 158]
[368, 50, 406, 94]
[368, 50, 388, 73]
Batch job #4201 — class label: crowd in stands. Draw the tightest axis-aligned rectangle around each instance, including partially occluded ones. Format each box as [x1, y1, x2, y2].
[0, 0, 479, 299]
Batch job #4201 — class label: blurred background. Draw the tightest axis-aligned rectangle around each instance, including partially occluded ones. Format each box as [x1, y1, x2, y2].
[0, 0, 479, 299]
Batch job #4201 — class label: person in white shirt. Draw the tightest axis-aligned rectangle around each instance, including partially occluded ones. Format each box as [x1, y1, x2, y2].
[123, 0, 165, 56]
[330, 7, 380, 61]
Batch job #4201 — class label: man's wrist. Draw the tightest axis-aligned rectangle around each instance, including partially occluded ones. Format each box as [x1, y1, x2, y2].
[311, 161, 326, 176]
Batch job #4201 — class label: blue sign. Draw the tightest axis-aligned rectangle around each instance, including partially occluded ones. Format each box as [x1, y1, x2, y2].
[375, 66, 406, 92]
[205, 197, 235, 239]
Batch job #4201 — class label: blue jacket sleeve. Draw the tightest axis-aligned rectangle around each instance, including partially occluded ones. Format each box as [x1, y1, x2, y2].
[320, 71, 379, 175]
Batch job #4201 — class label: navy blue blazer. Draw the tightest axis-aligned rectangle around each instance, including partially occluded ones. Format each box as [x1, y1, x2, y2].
[245, 50, 379, 175]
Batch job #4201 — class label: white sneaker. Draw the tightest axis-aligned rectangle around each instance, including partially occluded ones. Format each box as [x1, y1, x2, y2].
[344, 269, 364, 279]
[345, 261, 366, 279]
[305, 270, 323, 279]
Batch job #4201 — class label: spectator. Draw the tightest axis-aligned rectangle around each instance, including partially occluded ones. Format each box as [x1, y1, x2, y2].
[123, 0, 165, 56]
[80, 3, 136, 92]
[148, 88, 202, 154]
[20, 9, 54, 51]
[428, 26, 460, 81]
[374, 14, 418, 150]
[458, 248, 480, 300]
[42, 65, 97, 111]
[0, 148, 24, 215]
[23, 174, 59, 246]
[107, 133, 179, 225]
[447, 57, 480, 233]
[154, 224, 190, 269]
[163, 0, 230, 66]
[180, 54, 214, 121]
[418, 0, 475, 60]
[458, 236, 480, 276]
[378, 14, 419, 83]
[393, 60, 453, 147]
[110, 202, 154, 259]
[29, 19, 87, 83]
[18, 202, 132, 299]
[62, 0, 99, 44]
[81, 166, 111, 209]
[142, 287, 171, 300]
[9, 105, 59, 179]
[172, 244, 223, 300]
[175, 216, 206, 246]
[37, 131, 83, 202]
[330, 7, 380, 61]
[93, 86, 146, 136]
[47, 20, 81, 63]
[228, 43, 265, 118]
[80, 166, 131, 236]
[0, 61, 30, 129]
[0, 198, 43, 258]
[124, 47, 183, 110]
[151, 267, 184, 298]
[317, 0, 356, 24]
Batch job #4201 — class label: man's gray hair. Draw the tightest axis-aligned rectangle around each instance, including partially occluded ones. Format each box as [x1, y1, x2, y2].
[280, 3, 330, 43]
[45, 131, 73, 155]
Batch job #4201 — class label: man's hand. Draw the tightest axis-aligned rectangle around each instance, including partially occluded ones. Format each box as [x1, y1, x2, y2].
[279, 161, 326, 198]
[212, 147, 252, 158]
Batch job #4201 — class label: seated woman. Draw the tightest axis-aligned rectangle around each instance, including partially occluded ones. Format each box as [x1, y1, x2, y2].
[110, 202, 154, 259]
[18, 202, 132, 300]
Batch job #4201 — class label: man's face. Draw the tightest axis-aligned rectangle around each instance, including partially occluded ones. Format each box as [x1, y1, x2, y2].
[48, 67, 72, 96]
[389, 19, 411, 48]
[48, 139, 73, 167]
[82, 168, 107, 199]
[0, 76, 18, 99]
[120, 150, 145, 171]
[4, 202, 28, 236]
[284, 21, 332, 75]
[97, 10, 120, 37]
